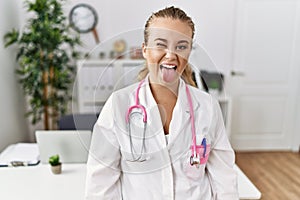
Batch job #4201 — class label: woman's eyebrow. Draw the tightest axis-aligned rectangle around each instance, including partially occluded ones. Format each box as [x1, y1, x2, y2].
[153, 38, 190, 45]
[154, 38, 190, 45]
[154, 38, 167, 43]
[178, 40, 189, 44]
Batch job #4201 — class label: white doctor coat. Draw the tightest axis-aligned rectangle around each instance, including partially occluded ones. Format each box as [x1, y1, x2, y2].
[85, 78, 238, 200]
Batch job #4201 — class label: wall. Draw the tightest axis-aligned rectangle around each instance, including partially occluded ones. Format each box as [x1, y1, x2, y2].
[0, 0, 29, 151]
[65, 0, 236, 74]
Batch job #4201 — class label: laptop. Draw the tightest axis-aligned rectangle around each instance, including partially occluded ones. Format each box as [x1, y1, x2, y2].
[35, 130, 92, 164]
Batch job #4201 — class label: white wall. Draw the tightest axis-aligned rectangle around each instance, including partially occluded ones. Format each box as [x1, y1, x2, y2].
[65, 0, 236, 74]
[0, 0, 29, 151]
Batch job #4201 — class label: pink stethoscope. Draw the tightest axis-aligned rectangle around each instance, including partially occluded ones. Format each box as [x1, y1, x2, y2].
[125, 79, 207, 167]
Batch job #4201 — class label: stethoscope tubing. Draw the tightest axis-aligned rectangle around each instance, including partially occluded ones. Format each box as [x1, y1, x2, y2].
[126, 79, 207, 164]
[127, 114, 147, 162]
[125, 80, 147, 124]
[185, 84, 197, 158]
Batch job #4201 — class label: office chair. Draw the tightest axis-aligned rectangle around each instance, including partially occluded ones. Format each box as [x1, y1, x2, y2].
[58, 113, 99, 131]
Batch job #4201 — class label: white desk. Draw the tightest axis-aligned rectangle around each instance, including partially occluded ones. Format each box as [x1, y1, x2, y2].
[0, 164, 86, 200]
[0, 163, 260, 200]
[234, 165, 262, 199]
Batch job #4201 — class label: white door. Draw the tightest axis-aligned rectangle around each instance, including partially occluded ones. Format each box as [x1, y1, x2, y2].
[228, 0, 300, 150]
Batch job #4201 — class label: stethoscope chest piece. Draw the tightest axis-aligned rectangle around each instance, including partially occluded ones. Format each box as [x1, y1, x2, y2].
[189, 137, 207, 168]
[128, 111, 145, 128]
[190, 155, 200, 168]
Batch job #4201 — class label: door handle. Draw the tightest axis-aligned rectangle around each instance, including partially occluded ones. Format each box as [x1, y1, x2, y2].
[231, 71, 245, 76]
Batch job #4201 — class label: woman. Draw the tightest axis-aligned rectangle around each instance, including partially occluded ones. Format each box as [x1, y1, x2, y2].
[85, 6, 238, 200]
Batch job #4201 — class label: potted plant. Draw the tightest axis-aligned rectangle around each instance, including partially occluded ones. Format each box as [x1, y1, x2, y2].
[208, 80, 220, 97]
[49, 154, 62, 174]
[3, 0, 81, 130]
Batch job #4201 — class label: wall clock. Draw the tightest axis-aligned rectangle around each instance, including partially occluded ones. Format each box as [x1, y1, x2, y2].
[69, 3, 100, 43]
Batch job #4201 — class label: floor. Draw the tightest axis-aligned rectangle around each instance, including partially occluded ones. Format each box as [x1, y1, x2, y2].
[235, 151, 300, 200]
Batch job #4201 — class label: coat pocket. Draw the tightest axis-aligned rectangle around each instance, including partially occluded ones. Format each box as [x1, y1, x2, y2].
[183, 162, 205, 181]
[183, 144, 211, 181]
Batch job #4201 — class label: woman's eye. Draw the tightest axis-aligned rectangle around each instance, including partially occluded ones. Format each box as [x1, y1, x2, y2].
[156, 43, 167, 48]
[176, 45, 188, 50]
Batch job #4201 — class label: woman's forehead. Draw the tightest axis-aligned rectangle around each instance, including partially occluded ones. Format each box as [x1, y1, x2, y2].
[147, 18, 193, 42]
[148, 28, 192, 44]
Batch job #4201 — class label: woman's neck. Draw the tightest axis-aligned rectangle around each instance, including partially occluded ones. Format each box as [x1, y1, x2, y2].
[148, 76, 180, 97]
[150, 83, 178, 98]
[149, 80, 179, 135]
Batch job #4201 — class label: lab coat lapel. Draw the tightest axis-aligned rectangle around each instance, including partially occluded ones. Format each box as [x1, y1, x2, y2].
[136, 77, 200, 152]
[138, 77, 167, 149]
[168, 79, 200, 156]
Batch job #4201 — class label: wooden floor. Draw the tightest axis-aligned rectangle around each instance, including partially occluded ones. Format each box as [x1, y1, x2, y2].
[235, 151, 300, 200]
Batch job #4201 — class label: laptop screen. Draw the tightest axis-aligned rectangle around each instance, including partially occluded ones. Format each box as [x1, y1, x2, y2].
[35, 130, 92, 164]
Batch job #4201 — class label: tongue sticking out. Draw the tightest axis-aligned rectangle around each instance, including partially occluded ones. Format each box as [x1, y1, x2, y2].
[161, 67, 177, 82]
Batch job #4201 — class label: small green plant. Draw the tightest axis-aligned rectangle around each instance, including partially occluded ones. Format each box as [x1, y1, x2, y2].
[49, 154, 61, 166]
[208, 80, 220, 90]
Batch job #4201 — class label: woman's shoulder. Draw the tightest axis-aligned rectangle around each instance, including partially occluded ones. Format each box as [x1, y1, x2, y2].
[187, 85, 224, 121]
[102, 82, 139, 116]
[188, 85, 212, 101]
[111, 82, 140, 98]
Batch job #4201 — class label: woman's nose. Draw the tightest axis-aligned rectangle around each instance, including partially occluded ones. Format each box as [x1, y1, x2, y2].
[165, 49, 177, 59]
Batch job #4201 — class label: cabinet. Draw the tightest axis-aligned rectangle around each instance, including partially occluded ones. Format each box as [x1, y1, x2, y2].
[217, 94, 232, 137]
[76, 59, 231, 136]
[76, 59, 145, 113]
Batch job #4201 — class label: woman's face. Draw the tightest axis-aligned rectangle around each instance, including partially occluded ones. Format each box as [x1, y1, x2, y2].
[143, 17, 193, 87]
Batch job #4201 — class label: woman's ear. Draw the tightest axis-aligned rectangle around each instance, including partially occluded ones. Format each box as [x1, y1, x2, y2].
[142, 43, 147, 59]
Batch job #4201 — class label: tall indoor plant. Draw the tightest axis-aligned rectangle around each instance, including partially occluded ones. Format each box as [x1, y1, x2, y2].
[4, 0, 81, 130]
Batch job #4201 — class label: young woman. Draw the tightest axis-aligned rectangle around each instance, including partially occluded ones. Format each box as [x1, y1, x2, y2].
[85, 6, 238, 200]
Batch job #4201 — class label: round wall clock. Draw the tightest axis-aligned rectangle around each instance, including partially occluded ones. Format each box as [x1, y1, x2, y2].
[69, 3, 100, 43]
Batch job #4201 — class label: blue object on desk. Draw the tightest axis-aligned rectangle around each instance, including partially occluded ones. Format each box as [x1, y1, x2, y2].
[58, 113, 99, 131]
